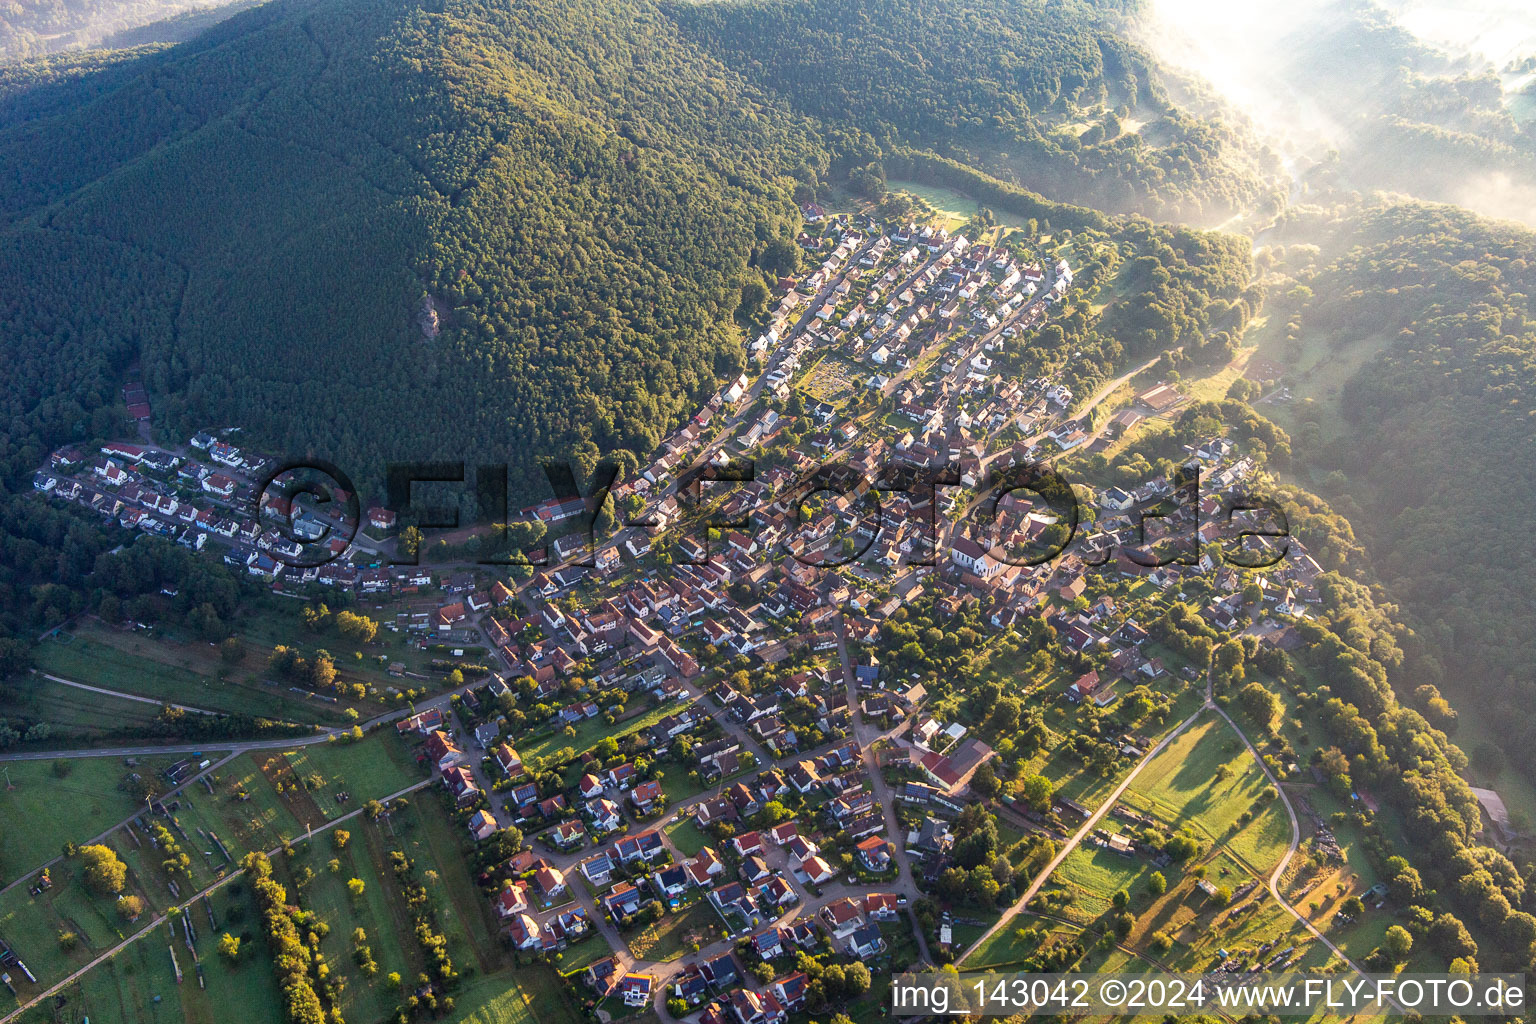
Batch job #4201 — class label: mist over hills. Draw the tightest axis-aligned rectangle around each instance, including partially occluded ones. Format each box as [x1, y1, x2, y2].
[1140, 0, 1536, 224]
[669, 0, 1279, 225]
[1, 0, 1536, 961]
[0, 0, 254, 58]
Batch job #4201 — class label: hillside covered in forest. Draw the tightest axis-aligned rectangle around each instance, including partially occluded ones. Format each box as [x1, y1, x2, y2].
[0, 0, 1284, 507]
[1265, 199, 1536, 781]
[669, 0, 1278, 224]
[0, 0, 832, 504]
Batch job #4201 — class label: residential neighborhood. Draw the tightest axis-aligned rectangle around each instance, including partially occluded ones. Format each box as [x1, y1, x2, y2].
[14, 209, 1441, 1024]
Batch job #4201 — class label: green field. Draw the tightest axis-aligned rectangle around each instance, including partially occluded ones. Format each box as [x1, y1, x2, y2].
[210, 754, 309, 852]
[0, 737, 431, 1020]
[884, 180, 977, 231]
[449, 964, 583, 1024]
[520, 699, 686, 764]
[34, 625, 330, 724]
[961, 923, 1038, 969]
[12, 677, 165, 741]
[1121, 716, 1276, 846]
[41, 881, 288, 1024]
[1449, 699, 1536, 830]
[1014, 684, 1205, 812]
[659, 769, 707, 808]
[1154, 883, 1320, 973]
[234, 596, 447, 689]
[395, 795, 503, 974]
[553, 933, 611, 972]
[627, 902, 722, 962]
[283, 829, 408, 1023]
[5, 787, 485, 1024]
[32, 609, 439, 730]
[5, 821, 417, 1024]
[1046, 845, 1156, 925]
[1224, 798, 1293, 876]
[662, 816, 711, 858]
[800, 354, 863, 404]
[1248, 318, 1395, 443]
[280, 731, 423, 818]
[0, 842, 159, 1012]
[0, 756, 181, 886]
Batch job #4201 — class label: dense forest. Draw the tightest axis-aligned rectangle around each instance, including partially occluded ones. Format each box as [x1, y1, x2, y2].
[1224, 0, 1536, 215]
[0, 0, 1287, 512]
[0, 0, 1531, 962]
[0, 0, 834, 503]
[0, 0, 1530, 817]
[665, 0, 1278, 222]
[1267, 199, 1536, 783]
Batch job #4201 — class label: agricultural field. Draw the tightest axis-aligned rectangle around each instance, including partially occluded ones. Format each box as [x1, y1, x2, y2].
[1247, 316, 1396, 443]
[32, 622, 337, 725]
[279, 826, 408, 1023]
[17, 881, 287, 1024]
[1015, 683, 1205, 812]
[234, 596, 451, 689]
[962, 918, 1078, 969]
[1040, 845, 1157, 925]
[9, 677, 165, 744]
[449, 963, 583, 1024]
[1148, 879, 1319, 973]
[278, 730, 423, 818]
[0, 764, 306, 1015]
[1120, 716, 1278, 848]
[389, 795, 503, 975]
[1224, 798, 1292, 877]
[30, 602, 461, 736]
[1, 764, 454, 1024]
[0, 755, 182, 886]
[880, 181, 979, 232]
[0, 857, 142, 1002]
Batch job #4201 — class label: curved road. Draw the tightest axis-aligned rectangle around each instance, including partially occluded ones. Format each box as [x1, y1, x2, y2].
[958, 698, 1209, 963]
[0, 671, 490, 762]
[1212, 702, 1402, 1011]
[960, 668, 1402, 1014]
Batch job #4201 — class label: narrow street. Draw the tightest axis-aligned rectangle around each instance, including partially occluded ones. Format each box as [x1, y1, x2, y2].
[835, 616, 934, 965]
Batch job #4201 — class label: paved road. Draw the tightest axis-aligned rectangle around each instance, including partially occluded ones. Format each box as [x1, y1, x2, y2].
[958, 703, 1209, 963]
[0, 751, 244, 896]
[834, 617, 933, 964]
[936, 351, 1161, 566]
[0, 673, 489, 762]
[959, 670, 1216, 964]
[976, 352, 1161, 479]
[953, 667, 1400, 1010]
[9, 241, 1225, 1012]
[1211, 702, 1402, 1011]
[0, 777, 434, 1024]
[0, 735, 329, 761]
